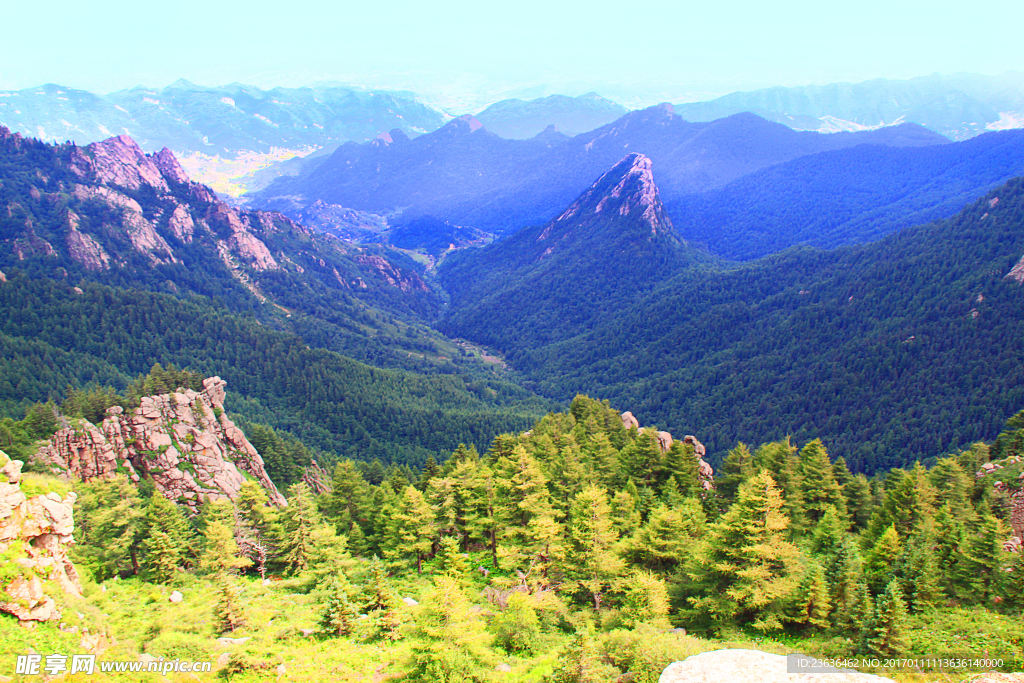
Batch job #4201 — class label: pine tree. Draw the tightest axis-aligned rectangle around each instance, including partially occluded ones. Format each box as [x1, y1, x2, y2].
[610, 489, 641, 537]
[792, 561, 831, 629]
[865, 579, 910, 656]
[620, 570, 671, 628]
[717, 442, 754, 502]
[72, 475, 144, 579]
[437, 535, 470, 580]
[214, 572, 246, 633]
[624, 500, 705, 571]
[954, 514, 1004, 603]
[865, 524, 901, 593]
[278, 482, 321, 575]
[142, 492, 194, 578]
[798, 439, 847, 524]
[565, 486, 623, 610]
[619, 430, 663, 486]
[685, 470, 804, 632]
[828, 538, 871, 633]
[407, 575, 494, 682]
[384, 485, 435, 573]
[319, 575, 359, 636]
[844, 474, 875, 530]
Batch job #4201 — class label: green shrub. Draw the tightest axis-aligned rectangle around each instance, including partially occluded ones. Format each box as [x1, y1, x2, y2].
[145, 631, 215, 662]
[19, 472, 72, 499]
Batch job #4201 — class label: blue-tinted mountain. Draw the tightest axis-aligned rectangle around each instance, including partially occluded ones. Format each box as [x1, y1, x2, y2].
[675, 72, 1024, 140]
[671, 128, 1024, 260]
[254, 105, 945, 235]
[475, 92, 628, 138]
[0, 81, 447, 156]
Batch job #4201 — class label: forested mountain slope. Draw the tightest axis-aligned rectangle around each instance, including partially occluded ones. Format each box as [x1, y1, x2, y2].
[671, 128, 1024, 260]
[441, 162, 1024, 473]
[0, 128, 554, 464]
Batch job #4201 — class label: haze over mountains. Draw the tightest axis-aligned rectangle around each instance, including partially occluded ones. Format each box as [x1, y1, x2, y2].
[252, 105, 947, 236]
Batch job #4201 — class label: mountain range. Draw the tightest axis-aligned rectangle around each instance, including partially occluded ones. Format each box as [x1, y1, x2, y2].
[252, 105, 946, 236]
[675, 71, 1024, 140]
[0, 81, 447, 157]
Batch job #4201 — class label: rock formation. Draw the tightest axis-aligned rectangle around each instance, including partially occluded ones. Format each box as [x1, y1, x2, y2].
[0, 452, 82, 622]
[621, 412, 715, 490]
[659, 649, 896, 683]
[35, 377, 285, 512]
[1008, 253, 1024, 284]
[301, 459, 333, 496]
[975, 455, 1024, 551]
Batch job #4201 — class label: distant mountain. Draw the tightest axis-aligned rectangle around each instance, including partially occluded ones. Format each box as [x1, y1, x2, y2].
[253, 105, 946, 235]
[0, 81, 447, 157]
[474, 92, 628, 139]
[671, 128, 1024, 260]
[676, 72, 1024, 140]
[440, 159, 1024, 472]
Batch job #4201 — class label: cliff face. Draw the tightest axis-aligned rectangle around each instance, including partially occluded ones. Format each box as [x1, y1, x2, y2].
[35, 377, 286, 511]
[0, 453, 81, 622]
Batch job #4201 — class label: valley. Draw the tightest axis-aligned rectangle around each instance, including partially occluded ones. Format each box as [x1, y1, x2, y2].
[4, 67, 1024, 682]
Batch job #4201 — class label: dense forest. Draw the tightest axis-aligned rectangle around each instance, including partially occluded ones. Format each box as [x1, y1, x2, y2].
[8, 394, 1024, 680]
[0, 274, 553, 466]
[440, 175, 1024, 473]
[671, 128, 1024, 260]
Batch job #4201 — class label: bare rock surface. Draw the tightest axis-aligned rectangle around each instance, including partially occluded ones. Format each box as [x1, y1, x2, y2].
[659, 650, 896, 683]
[35, 376, 285, 511]
[0, 450, 82, 622]
[1008, 254, 1024, 284]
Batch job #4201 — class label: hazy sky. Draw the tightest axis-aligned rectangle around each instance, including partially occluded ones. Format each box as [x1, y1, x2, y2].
[4, 0, 1023, 109]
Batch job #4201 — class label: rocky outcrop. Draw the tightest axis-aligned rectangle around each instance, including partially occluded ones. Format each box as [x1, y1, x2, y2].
[1008, 254, 1024, 284]
[65, 211, 112, 271]
[975, 455, 1024, 551]
[35, 377, 285, 512]
[0, 453, 82, 622]
[622, 412, 715, 490]
[78, 135, 171, 193]
[659, 650, 895, 683]
[301, 460, 332, 496]
[353, 254, 428, 292]
[153, 147, 190, 185]
[168, 205, 196, 243]
[72, 185, 179, 266]
[206, 202, 280, 271]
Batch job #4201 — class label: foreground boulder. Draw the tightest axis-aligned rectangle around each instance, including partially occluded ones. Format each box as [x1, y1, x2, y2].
[659, 650, 896, 683]
[0, 452, 82, 622]
[35, 377, 285, 511]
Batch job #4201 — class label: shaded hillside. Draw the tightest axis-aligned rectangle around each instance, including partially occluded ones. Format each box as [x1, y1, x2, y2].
[441, 162, 1024, 473]
[253, 105, 945, 235]
[672, 128, 1024, 260]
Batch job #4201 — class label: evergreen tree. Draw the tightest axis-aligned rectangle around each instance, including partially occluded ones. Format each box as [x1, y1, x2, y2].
[620, 570, 671, 628]
[864, 579, 910, 656]
[549, 625, 622, 683]
[716, 442, 754, 502]
[954, 514, 1004, 602]
[384, 485, 435, 573]
[407, 575, 494, 682]
[278, 482, 321, 575]
[319, 575, 359, 636]
[828, 538, 871, 633]
[142, 492, 194, 579]
[624, 500, 705, 571]
[791, 561, 831, 629]
[71, 475, 144, 579]
[565, 486, 623, 609]
[685, 470, 804, 632]
[798, 439, 847, 524]
[865, 524, 901, 593]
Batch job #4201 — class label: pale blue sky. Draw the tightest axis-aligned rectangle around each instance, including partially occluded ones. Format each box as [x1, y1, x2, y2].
[4, 0, 1023, 107]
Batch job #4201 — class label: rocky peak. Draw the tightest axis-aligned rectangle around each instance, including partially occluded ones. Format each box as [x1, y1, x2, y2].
[442, 114, 486, 135]
[0, 452, 82, 622]
[34, 376, 286, 513]
[153, 146, 191, 185]
[548, 153, 672, 237]
[83, 134, 170, 193]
